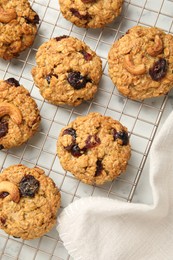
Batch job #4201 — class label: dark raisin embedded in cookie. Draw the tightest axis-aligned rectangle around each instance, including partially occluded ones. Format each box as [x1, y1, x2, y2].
[80, 50, 92, 61]
[0, 217, 6, 225]
[64, 141, 76, 152]
[19, 175, 40, 197]
[85, 134, 101, 149]
[71, 144, 87, 157]
[95, 159, 103, 177]
[62, 128, 77, 138]
[67, 71, 91, 90]
[55, 35, 69, 41]
[6, 78, 20, 87]
[112, 129, 129, 145]
[149, 58, 167, 81]
[24, 14, 39, 24]
[0, 145, 4, 150]
[0, 122, 8, 138]
[70, 8, 91, 20]
[46, 75, 51, 84]
[46, 74, 59, 84]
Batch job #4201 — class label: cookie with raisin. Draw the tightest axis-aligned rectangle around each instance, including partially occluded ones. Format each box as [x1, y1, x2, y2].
[0, 164, 61, 240]
[0, 0, 39, 60]
[0, 78, 41, 149]
[108, 26, 173, 100]
[58, 0, 123, 28]
[32, 36, 102, 106]
[57, 112, 131, 185]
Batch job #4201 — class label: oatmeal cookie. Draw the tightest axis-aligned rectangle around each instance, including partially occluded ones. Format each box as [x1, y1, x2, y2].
[57, 112, 131, 185]
[0, 78, 41, 150]
[32, 36, 102, 106]
[108, 26, 173, 100]
[0, 164, 61, 240]
[0, 0, 39, 60]
[59, 0, 123, 28]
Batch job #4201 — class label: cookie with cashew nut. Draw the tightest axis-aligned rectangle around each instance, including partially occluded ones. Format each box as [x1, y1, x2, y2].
[0, 78, 41, 149]
[0, 164, 61, 240]
[0, 0, 39, 60]
[59, 0, 123, 28]
[108, 26, 173, 100]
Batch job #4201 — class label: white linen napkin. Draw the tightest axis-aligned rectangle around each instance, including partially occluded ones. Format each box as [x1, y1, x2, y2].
[57, 110, 173, 260]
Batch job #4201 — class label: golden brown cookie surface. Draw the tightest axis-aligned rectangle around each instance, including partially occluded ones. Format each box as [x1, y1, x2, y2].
[57, 112, 131, 185]
[0, 78, 41, 149]
[0, 164, 61, 240]
[108, 26, 173, 100]
[0, 0, 39, 60]
[32, 36, 102, 106]
[59, 0, 123, 28]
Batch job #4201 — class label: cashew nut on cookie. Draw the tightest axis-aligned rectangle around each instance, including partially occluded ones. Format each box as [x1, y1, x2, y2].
[0, 181, 20, 203]
[0, 103, 22, 125]
[123, 54, 146, 75]
[147, 35, 163, 57]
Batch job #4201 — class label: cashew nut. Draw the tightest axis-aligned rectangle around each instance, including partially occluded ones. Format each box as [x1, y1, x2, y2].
[0, 181, 20, 203]
[0, 7, 17, 23]
[147, 35, 163, 57]
[123, 54, 146, 75]
[0, 103, 22, 125]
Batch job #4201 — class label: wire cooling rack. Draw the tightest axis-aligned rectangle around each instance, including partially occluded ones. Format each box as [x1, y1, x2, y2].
[0, 0, 173, 259]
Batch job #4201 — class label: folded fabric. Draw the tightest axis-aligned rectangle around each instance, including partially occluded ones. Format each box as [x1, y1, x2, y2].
[57, 111, 173, 260]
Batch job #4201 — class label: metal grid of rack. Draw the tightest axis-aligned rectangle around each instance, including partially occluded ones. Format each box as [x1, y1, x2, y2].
[0, 0, 173, 259]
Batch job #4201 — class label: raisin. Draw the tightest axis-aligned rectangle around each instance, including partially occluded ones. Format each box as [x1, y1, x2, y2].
[70, 8, 91, 20]
[24, 14, 39, 24]
[67, 71, 91, 90]
[113, 129, 129, 145]
[55, 35, 69, 41]
[46, 74, 58, 84]
[95, 159, 103, 177]
[149, 58, 167, 81]
[6, 78, 20, 87]
[0, 192, 9, 199]
[0, 217, 6, 225]
[80, 50, 92, 61]
[64, 142, 76, 152]
[19, 175, 40, 197]
[33, 14, 40, 24]
[62, 128, 77, 152]
[62, 128, 87, 156]
[62, 128, 77, 139]
[71, 144, 86, 157]
[46, 75, 51, 84]
[0, 122, 8, 138]
[0, 145, 4, 150]
[84, 134, 101, 149]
